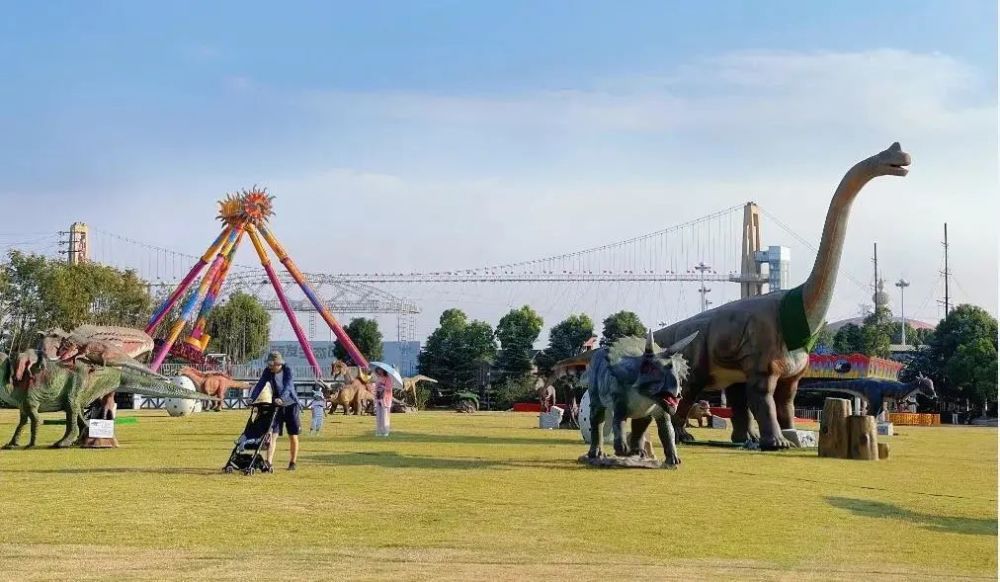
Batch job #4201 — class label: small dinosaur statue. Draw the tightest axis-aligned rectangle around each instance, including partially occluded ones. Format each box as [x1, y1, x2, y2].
[177, 366, 248, 411]
[576, 331, 698, 467]
[685, 400, 714, 428]
[798, 374, 936, 418]
[0, 352, 213, 448]
[653, 142, 911, 450]
[400, 374, 437, 405]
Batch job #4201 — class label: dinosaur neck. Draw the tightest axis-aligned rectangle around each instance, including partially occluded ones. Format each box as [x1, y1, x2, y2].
[802, 167, 874, 331]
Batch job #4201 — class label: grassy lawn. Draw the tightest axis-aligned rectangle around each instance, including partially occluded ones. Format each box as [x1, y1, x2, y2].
[0, 409, 995, 581]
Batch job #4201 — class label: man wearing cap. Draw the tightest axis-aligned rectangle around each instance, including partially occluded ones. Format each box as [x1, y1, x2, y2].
[249, 351, 301, 471]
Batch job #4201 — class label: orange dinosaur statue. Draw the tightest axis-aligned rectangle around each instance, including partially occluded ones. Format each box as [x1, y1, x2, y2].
[178, 366, 248, 411]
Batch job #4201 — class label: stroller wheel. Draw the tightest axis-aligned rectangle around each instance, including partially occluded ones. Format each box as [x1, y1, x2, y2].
[224, 466, 234, 474]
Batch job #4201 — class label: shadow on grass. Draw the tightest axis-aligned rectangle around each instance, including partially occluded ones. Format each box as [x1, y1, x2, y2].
[4, 467, 222, 476]
[827, 497, 997, 536]
[344, 431, 574, 447]
[308, 451, 586, 471]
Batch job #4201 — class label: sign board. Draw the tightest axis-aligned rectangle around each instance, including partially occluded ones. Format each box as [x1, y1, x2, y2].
[88, 419, 115, 439]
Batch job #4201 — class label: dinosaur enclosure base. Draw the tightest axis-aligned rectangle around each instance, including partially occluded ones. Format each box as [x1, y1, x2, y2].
[577, 453, 674, 470]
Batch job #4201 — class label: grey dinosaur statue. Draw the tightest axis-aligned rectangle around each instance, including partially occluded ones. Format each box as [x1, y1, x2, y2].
[577, 331, 698, 467]
[653, 142, 911, 450]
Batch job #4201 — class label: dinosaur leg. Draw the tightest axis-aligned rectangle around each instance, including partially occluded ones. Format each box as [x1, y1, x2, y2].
[3, 409, 30, 449]
[611, 402, 629, 456]
[747, 374, 790, 451]
[655, 415, 680, 467]
[627, 417, 652, 457]
[52, 408, 78, 448]
[26, 403, 40, 448]
[72, 410, 88, 445]
[774, 377, 800, 430]
[672, 383, 703, 444]
[726, 384, 758, 443]
[587, 397, 606, 459]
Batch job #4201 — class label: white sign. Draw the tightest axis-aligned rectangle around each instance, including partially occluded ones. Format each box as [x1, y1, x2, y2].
[88, 419, 115, 439]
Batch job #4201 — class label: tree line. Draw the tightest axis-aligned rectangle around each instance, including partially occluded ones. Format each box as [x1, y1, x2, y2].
[0, 250, 273, 364]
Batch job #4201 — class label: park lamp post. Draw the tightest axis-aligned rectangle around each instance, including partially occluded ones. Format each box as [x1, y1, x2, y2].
[895, 279, 910, 345]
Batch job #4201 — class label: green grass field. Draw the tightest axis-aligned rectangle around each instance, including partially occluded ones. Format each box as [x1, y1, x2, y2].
[0, 409, 995, 581]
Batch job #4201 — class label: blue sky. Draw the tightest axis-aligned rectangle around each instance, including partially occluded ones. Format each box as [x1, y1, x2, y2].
[1, 1, 996, 342]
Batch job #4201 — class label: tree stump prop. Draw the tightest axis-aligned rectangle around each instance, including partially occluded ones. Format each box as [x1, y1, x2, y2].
[819, 398, 851, 458]
[818, 398, 883, 461]
[848, 415, 878, 460]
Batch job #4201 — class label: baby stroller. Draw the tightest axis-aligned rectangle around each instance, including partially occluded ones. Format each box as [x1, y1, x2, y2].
[223, 402, 277, 476]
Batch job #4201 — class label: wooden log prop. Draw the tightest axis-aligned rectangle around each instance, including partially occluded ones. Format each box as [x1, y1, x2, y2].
[848, 415, 878, 461]
[878, 442, 890, 460]
[818, 398, 851, 458]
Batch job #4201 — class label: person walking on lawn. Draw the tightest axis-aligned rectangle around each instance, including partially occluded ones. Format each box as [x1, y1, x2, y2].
[249, 351, 301, 471]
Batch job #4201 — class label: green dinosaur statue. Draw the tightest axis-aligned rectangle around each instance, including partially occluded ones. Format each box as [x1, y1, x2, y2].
[0, 351, 212, 449]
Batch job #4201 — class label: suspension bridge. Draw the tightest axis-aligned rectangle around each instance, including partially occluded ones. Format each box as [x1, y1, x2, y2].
[18, 201, 879, 344]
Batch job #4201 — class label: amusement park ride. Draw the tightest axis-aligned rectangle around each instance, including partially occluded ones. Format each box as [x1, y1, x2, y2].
[144, 188, 368, 377]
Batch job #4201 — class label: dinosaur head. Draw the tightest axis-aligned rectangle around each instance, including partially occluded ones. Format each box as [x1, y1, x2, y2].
[37, 328, 69, 360]
[860, 142, 911, 178]
[609, 331, 698, 410]
[914, 373, 937, 400]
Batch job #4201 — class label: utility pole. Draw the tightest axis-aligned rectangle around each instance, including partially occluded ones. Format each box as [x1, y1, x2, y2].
[943, 223, 950, 316]
[937, 223, 951, 318]
[693, 262, 712, 312]
[895, 279, 910, 345]
[873, 242, 879, 296]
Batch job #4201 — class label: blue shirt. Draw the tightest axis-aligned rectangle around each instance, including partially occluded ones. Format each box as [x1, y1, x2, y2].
[249, 365, 299, 407]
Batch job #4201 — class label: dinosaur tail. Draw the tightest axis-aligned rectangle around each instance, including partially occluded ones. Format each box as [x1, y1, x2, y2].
[118, 367, 215, 401]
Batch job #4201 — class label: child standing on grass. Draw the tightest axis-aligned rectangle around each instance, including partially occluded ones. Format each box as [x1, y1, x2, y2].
[309, 387, 326, 435]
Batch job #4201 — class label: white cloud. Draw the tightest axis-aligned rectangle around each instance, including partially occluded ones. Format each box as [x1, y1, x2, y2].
[299, 49, 994, 138]
[34, 48, 993, 343]
[276, 49, 996, 337]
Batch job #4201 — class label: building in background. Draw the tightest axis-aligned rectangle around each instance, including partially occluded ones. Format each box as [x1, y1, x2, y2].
[247, 340, 420, 377]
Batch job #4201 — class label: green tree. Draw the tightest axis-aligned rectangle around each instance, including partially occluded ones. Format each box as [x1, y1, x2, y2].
[912, 305, 999, 410]
[946, 338, 998, 407]
[889, 321, 919, 346]
[910, 327, 934, 346]
[418, 309, 497, 397]
[0, 251, 51, 353]
[0, 251, 153, 354]
[859, 306, 894, 358]
[333, 317, 384, 364]
[494, 305, 544, 383]
[206, 292, 271, 364]
[534, 314, 594, 375]
[832, 323, 864, 354]
[811, 324, 835, 354]
[600, 310, 645, 347]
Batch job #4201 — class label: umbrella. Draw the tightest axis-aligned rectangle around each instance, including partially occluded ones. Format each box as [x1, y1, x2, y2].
[368, 361, 403, 389]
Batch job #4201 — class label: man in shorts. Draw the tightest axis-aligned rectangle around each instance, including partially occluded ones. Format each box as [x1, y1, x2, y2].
[249, 351, 301, 471]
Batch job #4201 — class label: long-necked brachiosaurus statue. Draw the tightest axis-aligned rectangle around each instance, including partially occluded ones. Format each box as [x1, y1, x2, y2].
[653, 142, 910, 450]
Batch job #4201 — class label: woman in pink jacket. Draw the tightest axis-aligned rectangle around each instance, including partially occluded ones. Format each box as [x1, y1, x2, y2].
[373, 367, 394, 437]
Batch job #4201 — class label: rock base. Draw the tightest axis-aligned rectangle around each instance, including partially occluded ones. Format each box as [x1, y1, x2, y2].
[710, 416, 730, 429]
[539, 406, 564, 429]
[81, 437, 118, 448]
[577, 453, 675, 470]
[781, 429, 818, 448]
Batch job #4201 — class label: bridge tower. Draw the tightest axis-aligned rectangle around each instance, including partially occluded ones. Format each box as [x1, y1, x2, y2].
[740, 203, 764, 298]
[740, 202, 791, 298]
